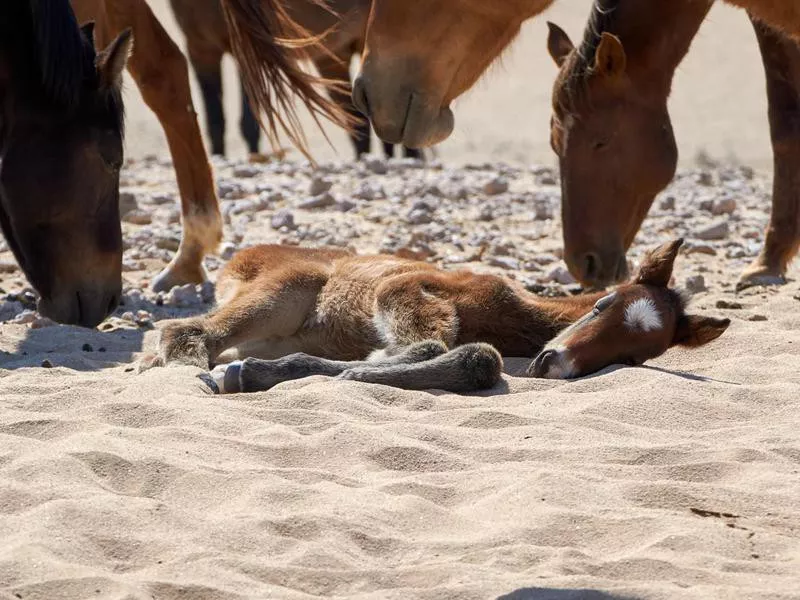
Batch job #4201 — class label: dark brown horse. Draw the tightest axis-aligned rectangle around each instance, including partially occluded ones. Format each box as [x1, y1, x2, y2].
[547, 1, 800, 289]
[0, 0, 130, 327]
[170, 0, 420, 159]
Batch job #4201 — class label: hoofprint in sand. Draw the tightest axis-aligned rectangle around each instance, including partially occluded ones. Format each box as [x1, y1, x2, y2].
[1, 157, 799, 598]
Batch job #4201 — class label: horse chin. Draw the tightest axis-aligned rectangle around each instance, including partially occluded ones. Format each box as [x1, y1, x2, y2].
[400, 105, 454, 149]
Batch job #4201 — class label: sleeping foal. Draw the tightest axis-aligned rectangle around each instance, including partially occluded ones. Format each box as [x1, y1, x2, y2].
[150, 238, 729, 392]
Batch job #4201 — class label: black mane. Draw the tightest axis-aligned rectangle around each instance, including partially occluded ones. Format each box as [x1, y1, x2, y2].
[574, 0, 621, 76]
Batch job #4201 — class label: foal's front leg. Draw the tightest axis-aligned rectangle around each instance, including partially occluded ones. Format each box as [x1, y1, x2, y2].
[740, 16, 800, 288]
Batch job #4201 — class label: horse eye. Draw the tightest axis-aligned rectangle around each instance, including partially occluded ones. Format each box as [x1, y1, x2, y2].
[593, 292, 617, 313]
[593, 140, 608, 151]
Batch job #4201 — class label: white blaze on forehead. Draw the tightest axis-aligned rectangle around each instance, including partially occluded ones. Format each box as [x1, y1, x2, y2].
[624, 297, 662, 332]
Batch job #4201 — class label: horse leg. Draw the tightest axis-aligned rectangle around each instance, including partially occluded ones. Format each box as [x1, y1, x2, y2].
[98, 0, 222, 292]
[187, 44, 226, 156]
[313, 54, 371, 158]
[740, 15, 800, 288]
[216, 340, 448, 393]
[239, 76, 261, 154]
[403, 146, 423, 159]
[154, 266, 329, 368]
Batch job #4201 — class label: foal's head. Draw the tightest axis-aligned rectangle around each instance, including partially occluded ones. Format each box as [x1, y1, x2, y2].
[528, 239, 729, 379]
[547, 21, 677, 289]
[0, 11, 131, 326]
[353, 0, 551, 148]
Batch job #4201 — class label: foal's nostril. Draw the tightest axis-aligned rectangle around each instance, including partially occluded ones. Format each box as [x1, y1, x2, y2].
[352, 77, 370, 117]
[528, 348, 558, 378]
[581, 253, 601, 282]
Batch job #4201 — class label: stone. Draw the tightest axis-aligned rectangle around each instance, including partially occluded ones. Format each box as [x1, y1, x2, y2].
[220, 242, 237, 261]
[364, 155, 388, 175]
[118, 191, 138, 216]
[716, 299, 742, 309]
[482, 176, 509, 195]
[297, 192, 336, 210]
[167, 284, 202, 307]
[122, 209, 152, 225]
[546, 265, 577, 285]
[308, 176, 333, 196]
[200, 281, 216, 304]
[270, 209, 296, 230]
[711, 197, 737, 215]
[684, 274, 706, 294]
[82, 343, 94, 352]
[684, 242, 717, 256]
[748, 314, 768, 321]
[488, 256, 520, 270]
[0, 300, 24, 322]
[658, 195, 676, 211]
[695, 220, 729, 241]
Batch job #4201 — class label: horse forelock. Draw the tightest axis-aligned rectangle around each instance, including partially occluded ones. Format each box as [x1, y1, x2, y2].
[575, 0, 621, 77]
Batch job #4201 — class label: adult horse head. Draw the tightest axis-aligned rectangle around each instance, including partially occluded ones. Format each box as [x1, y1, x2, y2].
[0, 2, 131, 327]
[352, 0, 554, 148]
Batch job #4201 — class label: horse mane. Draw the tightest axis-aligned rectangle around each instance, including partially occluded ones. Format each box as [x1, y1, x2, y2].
[574, 0, 620, 76]
[28, 0, 94, 108]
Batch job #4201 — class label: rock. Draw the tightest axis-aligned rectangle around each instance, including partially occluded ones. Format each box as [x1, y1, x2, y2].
[149, 192, 175, 205]
[82, 343, 94, 352]
[122, 209, 152, 225]
[546, 265, 577, 285]
[716, 299, 742, 309]
[684, 242, 717, 256]
[200, 281, 215, 304]
[297, 192, 336, 210]
[232, 164, 260, 178]
[684, 274, 706, 294]
[488, 256, 520, 270]
[167, 284, 202, 307]
[308, 176, 333, 196]
[220, 242, 237, 261]
[533, 202, 553, 221]
[659, 195, 676, 211]
[696, 170, 714, 186]
[0, 300, 24, 322]
[748, 314, 768, 321]
[10, 310, 38, 325]
[364, 155, 388, 175]
[154, 235, 180, 252]
[30, 317, 55, 329]
[0, 260, 19, 274]
[270, 209, 296, 230]
[335, 199, 356, 212]
[531, 253, 559, 266]
[711, 197, 737, 215]
[478, 206, 494, 221]
[695, 220, 729, 241]
[482, 176, 509, 195]
[406, 208, 433, 225]
[41, 359, 54, 368]
[118, 191, 138, 216]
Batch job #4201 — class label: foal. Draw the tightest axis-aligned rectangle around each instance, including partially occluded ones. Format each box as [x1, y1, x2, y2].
[152, 239, 729, 393]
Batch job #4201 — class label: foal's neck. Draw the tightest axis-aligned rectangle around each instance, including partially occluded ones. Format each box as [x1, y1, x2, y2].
[589, 0, 713, 98]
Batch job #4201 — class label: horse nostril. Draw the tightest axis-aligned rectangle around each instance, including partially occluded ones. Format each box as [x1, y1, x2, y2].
[582, 252, 601, 282]
[352, 77, 370, 117]
[528, 348, 557, 378]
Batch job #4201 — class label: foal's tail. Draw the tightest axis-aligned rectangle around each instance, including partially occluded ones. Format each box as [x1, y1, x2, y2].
[220, 0, 355, 157]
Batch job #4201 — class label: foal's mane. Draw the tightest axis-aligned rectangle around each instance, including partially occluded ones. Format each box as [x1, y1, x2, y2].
[28, 0, 94, 108]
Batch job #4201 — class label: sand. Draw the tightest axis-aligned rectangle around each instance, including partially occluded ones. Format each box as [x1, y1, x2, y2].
[2, 2, 800, 597]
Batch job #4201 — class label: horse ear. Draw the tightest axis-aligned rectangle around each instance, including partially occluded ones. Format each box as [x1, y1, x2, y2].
[593, 32, 626, 79]
[80, 21, 96, 52]
[547, 22, 574, 67]
[96, 28, 132, 89]
[672, 315, 731, 348]
[636, 238, 684, 287]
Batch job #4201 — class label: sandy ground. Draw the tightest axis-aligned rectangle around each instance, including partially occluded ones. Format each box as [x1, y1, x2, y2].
[1, 152, 800, 597]
[127, 1, 772, 168]
[1, 2, 800, 598]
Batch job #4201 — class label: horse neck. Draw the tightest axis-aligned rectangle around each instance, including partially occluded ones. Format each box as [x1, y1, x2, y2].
[590, 0, 713, 99]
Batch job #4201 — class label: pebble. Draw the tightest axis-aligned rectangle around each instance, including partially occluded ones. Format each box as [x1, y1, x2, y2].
[167, 284, 203, 307]
[30, 317, 56, 329]
[220, 242, 237, 261]
[0, 300, 24, 322]
[684, 242, 718, 256]
[297, 192, 336, 210]
[82, 343, 94, 352]
[488, 256, 521, 270]
[748, 314, 768, 321]
[685, 274, 707, 293]
[482, 176, 509, 196]
[11, 310, 38, 325]
[232, 165, 260, 178]
[308, 176, 333, 196]
[716, 299, 743, 309]
[122, 209, 152, 225]
[364, 156, 388, 175]
[546, 265, 577, 285]
[695, 220, 729, 241]
[711, 197, 737, 215]
[659, 196, 676, 211]
[119, 191, 138, 216]
[270, 209, 296, 230]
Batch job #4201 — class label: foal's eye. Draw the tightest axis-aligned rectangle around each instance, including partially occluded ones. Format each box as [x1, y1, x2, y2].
[593, 140, 608, 151]
[593, 292, 617, 314]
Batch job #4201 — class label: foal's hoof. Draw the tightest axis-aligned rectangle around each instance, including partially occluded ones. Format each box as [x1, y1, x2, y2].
[736, 264, 786, 291]
[151, 261, 209, 293]
[210, 361, 242, 394]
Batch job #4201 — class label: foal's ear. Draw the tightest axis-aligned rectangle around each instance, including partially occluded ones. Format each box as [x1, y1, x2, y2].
[672, 315, 731, 348]
[593, 32, 626, 79]
[636, 238, 684, 287]
[80, 21, 96, 51]
[547, 22, 574, 67]
[96, 28, 133, 89]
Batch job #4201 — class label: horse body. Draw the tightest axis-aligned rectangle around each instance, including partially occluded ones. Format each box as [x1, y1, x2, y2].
[153, 239, 729, 393]
[170, 0, 420, 159]
[0, 1, 130, 326]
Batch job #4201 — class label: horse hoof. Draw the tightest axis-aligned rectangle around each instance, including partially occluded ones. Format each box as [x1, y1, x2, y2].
[151, 262, 208, 293]
[736, 266, 786, 291]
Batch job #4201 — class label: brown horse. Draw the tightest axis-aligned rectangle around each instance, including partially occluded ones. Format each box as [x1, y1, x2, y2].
[547, 1, 800, 289]
[1, 1, 130, 327]
[69, 0, 348, 293]
[170, 0, 420, 159]
[150, 238, 729, 393]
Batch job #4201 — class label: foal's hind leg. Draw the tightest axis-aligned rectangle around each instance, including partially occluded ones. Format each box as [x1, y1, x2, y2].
[740, 16, 800, 289]
[93, 0, 222, 292]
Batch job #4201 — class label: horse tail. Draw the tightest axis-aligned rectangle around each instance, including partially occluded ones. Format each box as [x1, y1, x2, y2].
[220, 0, 355, 157]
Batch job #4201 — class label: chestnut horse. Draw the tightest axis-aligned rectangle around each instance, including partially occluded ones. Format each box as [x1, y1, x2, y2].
[547, 2, 800, 289]
[170, 0, 420, 159]
[149, 238, 729, 393]
[1, 0, 130, 327]
[69, 0, 349, 292]
[350, 0, 799, 289]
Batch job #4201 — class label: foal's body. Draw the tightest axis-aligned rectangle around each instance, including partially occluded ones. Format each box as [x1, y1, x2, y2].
[170, 0, 420, 159]
[155, 240, 728, 393]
